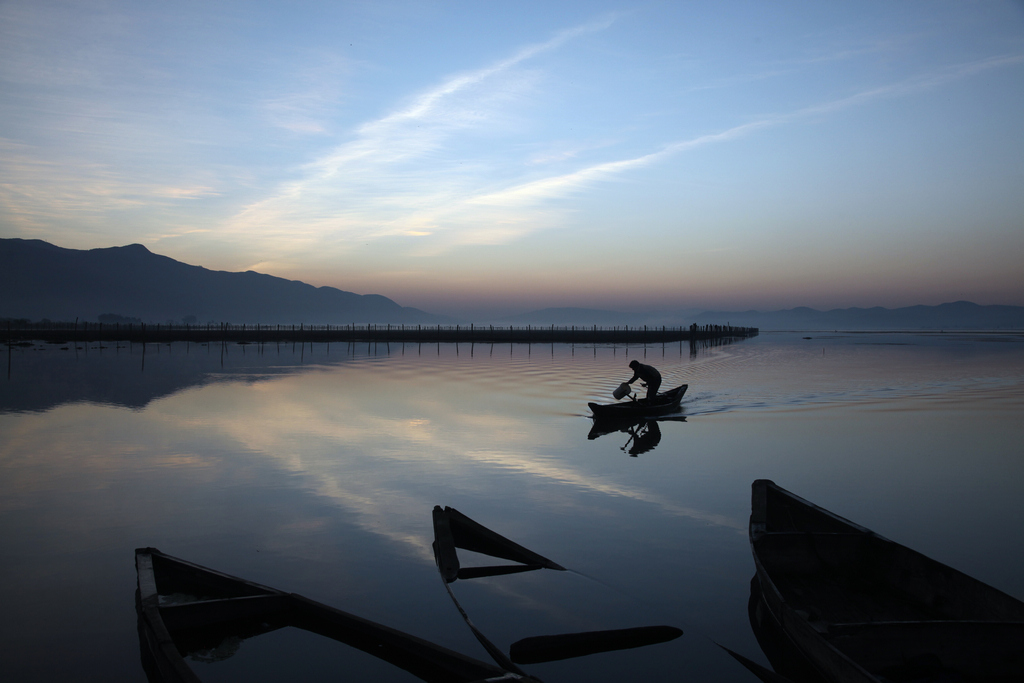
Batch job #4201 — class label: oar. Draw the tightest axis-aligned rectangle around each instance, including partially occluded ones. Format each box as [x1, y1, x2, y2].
[456, 564, 544, 580]
[438, 573, 530, 677]
[510, 625, 683, 664]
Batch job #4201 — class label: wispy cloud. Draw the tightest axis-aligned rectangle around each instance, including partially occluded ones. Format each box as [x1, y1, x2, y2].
[0, 137, 219, 238]
[224, 15, 618, 241]
[442, 53, 1024, 214]
[468, 121, 772, 208]
[794, 53, 1024, 118]
[224, 26, 1023, 260]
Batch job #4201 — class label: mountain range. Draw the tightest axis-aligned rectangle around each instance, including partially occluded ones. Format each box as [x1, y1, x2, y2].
[2, 238, 1021, 330]
[687, 302, 1024, 331]
[483, 303, 1024, 330]
[0, 238, 442, 325]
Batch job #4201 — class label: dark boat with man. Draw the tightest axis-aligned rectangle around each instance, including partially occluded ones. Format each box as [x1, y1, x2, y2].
[588, 384, 687, 420]
[748, 479, 1024, 683]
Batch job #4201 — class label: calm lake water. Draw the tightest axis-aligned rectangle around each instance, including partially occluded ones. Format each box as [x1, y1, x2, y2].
[2, 331, 1023, 682]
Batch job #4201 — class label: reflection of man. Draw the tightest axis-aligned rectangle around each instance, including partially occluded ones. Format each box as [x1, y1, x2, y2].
[627, 421, 662, 456]
[627, 360, 661, 401]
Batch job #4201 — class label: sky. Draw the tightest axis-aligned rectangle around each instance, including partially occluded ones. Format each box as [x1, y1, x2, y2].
[1, 1, 1022, 318]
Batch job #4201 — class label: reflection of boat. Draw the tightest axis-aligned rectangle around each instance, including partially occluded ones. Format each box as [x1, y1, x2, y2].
[588, 418, 675, 456]
[749, 480, 1024, 683]
[134, 547, 511, 683]
[588, 384, 687, 419]
[587, 414, 686, 441]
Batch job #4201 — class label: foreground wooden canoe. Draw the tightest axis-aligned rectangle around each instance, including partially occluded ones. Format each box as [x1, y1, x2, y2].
[134, 547, 515, 683]
[749, 480, 1024, 683]
[588, 384, 687, 419]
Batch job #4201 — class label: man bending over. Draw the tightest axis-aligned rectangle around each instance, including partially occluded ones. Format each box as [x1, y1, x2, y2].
[627, 360, 661, 401]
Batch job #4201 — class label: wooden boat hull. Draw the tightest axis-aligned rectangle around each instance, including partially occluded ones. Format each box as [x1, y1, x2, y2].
[134, 547, 513, 683]
[749, 480, 1024, 683]
[588, 384, 687, 419]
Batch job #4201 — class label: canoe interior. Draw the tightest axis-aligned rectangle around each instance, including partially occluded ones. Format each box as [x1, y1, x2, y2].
[750, 481, 1024, 682]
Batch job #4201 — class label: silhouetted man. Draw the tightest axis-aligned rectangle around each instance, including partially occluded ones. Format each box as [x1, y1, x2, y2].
[627, 360, 661, 401]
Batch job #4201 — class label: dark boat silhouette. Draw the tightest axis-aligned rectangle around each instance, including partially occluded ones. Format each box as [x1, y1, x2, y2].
[134, 547, 512, 683]
[747, 480, 1024, 683]
[588, 384, 687, 420]
[136, 509, 684, 683]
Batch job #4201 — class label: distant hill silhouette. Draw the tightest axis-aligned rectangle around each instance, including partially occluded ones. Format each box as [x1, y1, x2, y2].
[0, 238, 444, 324]
[495, 302, 1024, 330]
[481, 307, 693, 327]
[691, 302, 1024, 330]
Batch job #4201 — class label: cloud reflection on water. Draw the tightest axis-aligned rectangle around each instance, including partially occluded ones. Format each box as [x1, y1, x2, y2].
[136, 361, 745, 564]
